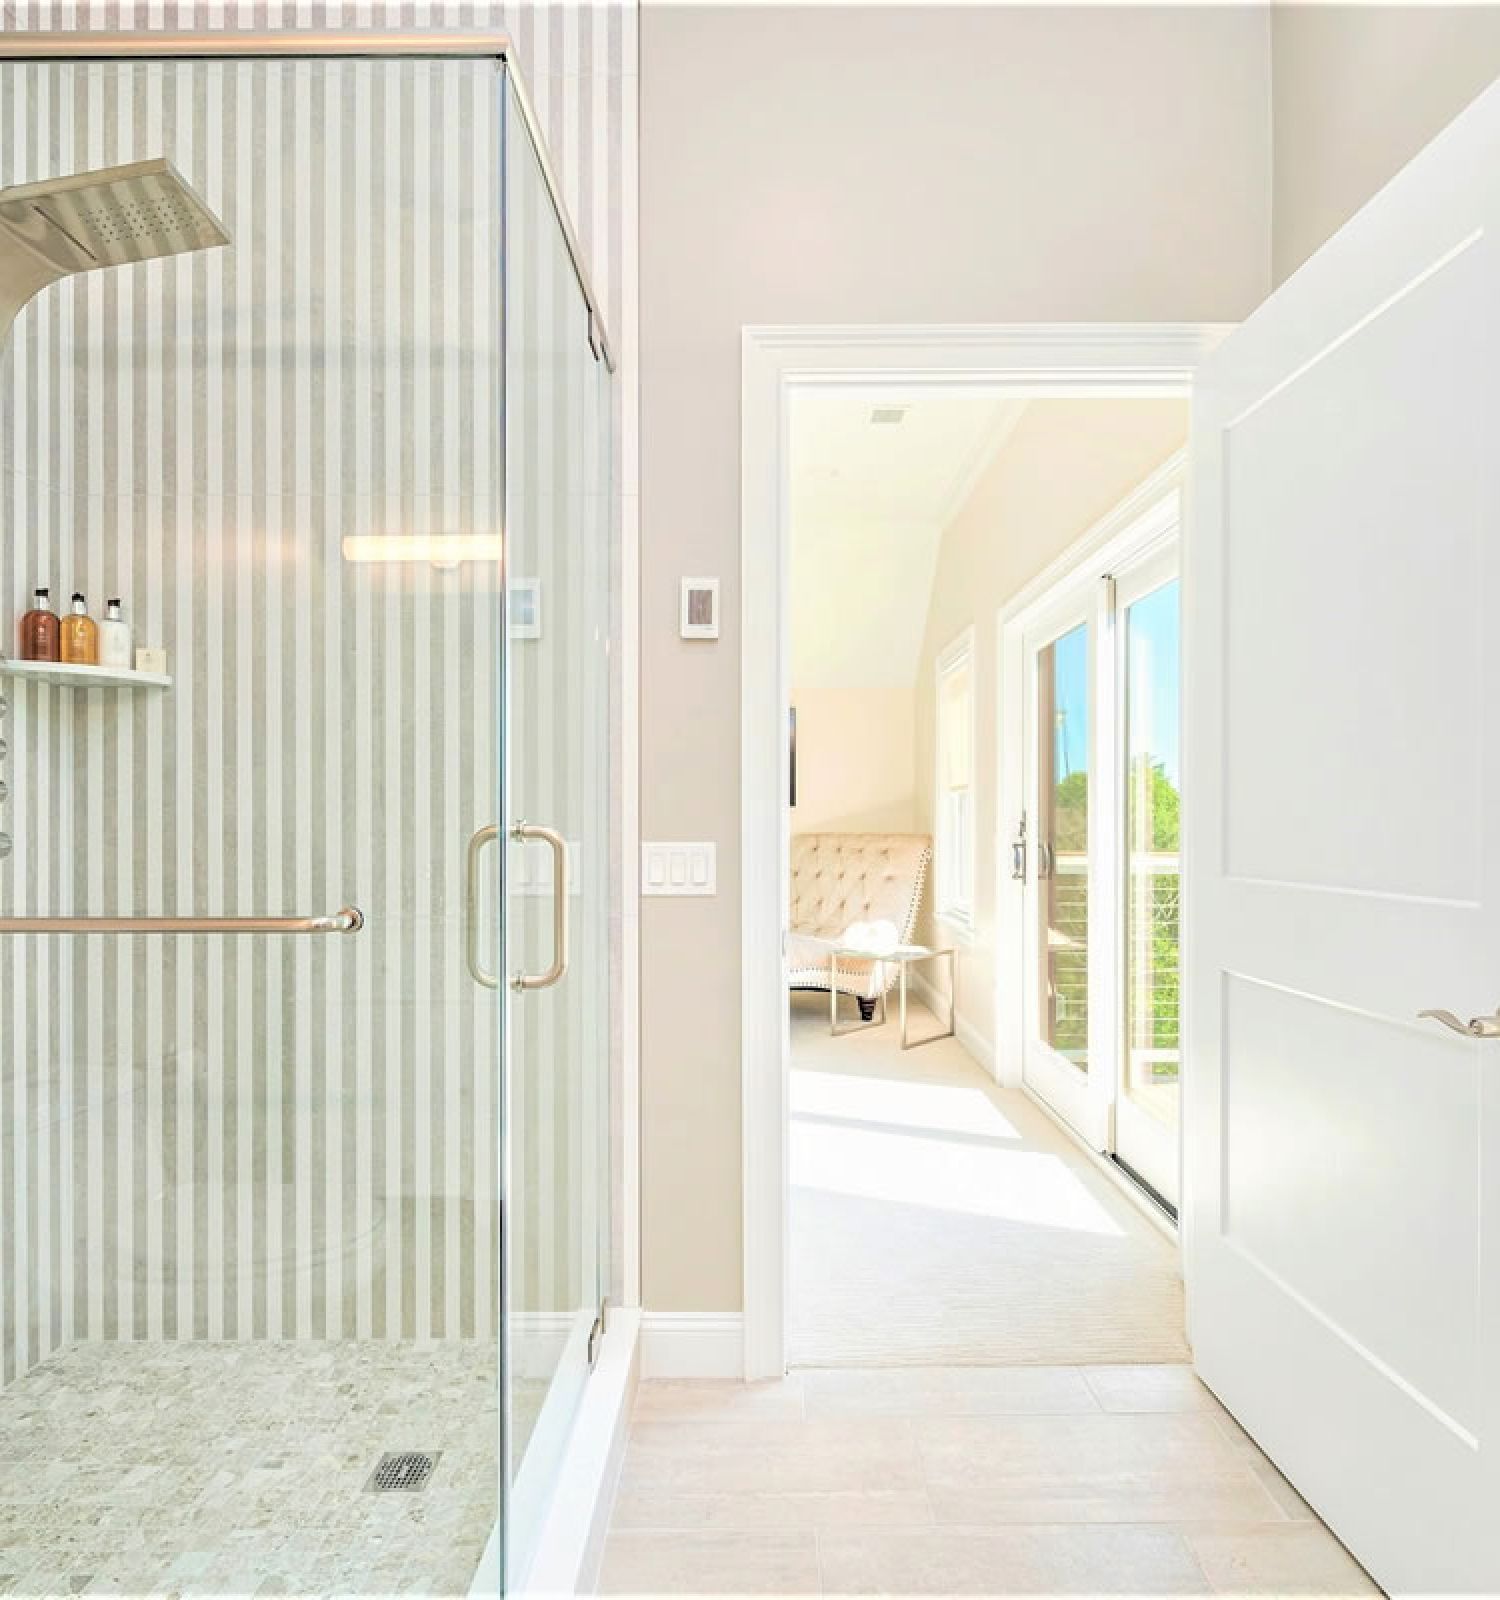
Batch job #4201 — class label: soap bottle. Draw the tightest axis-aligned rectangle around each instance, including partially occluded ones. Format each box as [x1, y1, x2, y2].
[19, 587, 59, 661]
[98, 598, 132, 670]
[60, 593, 97, 665]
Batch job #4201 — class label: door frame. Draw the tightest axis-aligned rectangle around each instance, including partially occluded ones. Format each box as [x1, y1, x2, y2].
[740, 324, 1229, 1379]
[999, 462, 1183, 1187]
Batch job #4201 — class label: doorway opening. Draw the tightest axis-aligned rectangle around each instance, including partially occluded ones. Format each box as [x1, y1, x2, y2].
[781, 378, 1190, 1368]
[741, 326, 1228, 1382]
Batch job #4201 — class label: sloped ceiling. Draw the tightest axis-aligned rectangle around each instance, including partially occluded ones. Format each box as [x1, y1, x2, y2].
[790, 392, 1026, 688]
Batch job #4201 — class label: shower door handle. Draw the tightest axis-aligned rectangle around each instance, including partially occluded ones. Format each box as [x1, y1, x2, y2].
[466, 824, 501, 990]
[510, 822, 570, 993]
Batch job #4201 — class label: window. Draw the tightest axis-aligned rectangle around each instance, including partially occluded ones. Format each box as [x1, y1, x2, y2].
[935, 629, 976, 928]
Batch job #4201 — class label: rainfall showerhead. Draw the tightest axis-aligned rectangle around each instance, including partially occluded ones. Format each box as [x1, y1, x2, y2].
[0, 157, 228, 348]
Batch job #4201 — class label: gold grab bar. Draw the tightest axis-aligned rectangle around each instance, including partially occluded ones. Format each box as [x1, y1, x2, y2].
[510, 822, 569, 993]
[466, 824, 500, 990]
[466, 821, 571, 992]
[0, 907, 364, 935]
[1419, 1005, 1500, 1039]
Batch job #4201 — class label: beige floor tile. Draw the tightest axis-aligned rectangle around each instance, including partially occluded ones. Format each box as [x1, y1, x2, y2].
[1183, 1524, 1381, 1596]
[599, 1530, 821, 1597]
[1208, 1413, 1319, 1522]
[817, 1524, 1213, 1596]
[918, 1412, 1288, 1525]
[634, 1379, 807, 1424]
[624, 1419, 922, 1497]
[1084, 1364, 1225, 1413]
[801, 1365, 1098, 1419]
[611, 1482, 933, 1532]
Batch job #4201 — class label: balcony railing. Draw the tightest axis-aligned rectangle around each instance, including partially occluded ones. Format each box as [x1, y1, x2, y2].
[1044, 850, 1180, 1095]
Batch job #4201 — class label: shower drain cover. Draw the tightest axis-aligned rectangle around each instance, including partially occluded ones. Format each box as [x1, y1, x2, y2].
[365, 1450, 441, 1493]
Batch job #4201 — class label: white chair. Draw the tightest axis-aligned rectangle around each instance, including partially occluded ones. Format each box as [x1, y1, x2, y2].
[787, 832, 932, 1021]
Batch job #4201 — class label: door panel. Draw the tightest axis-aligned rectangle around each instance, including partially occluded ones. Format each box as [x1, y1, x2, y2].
[1022, 601, 1110, 1148]
[1185, 80, 1500, 1594]
[1040, 623, 1092, 1075]
[1117, 570, 1181, 1207]
[500, 76, 611, 1590]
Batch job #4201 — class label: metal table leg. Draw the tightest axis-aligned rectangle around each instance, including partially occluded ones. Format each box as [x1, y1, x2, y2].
[900, 949, 957, 1049]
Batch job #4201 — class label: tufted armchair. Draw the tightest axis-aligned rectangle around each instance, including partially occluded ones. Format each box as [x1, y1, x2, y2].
[787, 833, 933, 1020]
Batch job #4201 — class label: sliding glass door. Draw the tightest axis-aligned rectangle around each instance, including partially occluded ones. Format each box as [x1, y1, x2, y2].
[1022, 602, 1109, 1147]
[1115, 556, 1181, 1207]
[1017, 511, 1182, 1211]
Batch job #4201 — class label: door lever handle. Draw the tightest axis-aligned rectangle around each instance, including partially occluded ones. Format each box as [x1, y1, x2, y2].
[1418, 1006, 1500, 1038]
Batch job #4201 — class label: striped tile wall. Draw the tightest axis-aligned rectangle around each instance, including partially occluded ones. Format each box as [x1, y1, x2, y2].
[0, 4, 636, 1389]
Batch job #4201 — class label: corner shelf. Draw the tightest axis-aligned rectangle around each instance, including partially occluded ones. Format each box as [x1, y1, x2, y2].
[0, 659, 171, 691]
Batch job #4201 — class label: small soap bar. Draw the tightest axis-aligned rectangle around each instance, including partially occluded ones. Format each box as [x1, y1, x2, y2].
[135, 646, 168, 675]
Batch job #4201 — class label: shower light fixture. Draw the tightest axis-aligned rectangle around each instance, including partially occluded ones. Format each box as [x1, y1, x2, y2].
[341, 535, 503, 567]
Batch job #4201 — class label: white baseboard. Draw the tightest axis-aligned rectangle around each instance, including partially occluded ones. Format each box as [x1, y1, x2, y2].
[640, 1312, 744, 1378]
[909, 972, 996, 1078]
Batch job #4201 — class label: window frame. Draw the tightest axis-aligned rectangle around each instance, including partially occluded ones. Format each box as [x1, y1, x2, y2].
[934, 625, 978, 934]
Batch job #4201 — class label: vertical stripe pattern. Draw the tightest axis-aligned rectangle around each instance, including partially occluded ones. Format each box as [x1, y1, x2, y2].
[0, 2, 636, 1390]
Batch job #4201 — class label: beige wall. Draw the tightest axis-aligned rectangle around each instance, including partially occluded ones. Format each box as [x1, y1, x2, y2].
[1272, 5, 1500, 281]
[639, 3, 1272, 1312]
[791, 688, 918, 836]
[912, 400, 1190, 1059]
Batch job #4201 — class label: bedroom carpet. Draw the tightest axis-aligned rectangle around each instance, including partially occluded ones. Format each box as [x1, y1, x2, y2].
[789, 992, 1190, 1368]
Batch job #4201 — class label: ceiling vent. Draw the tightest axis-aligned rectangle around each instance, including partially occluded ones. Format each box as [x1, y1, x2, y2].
[869, 405, 908, 426]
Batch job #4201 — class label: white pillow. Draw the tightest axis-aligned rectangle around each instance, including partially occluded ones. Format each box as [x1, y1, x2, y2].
[840, 919, 900, 954]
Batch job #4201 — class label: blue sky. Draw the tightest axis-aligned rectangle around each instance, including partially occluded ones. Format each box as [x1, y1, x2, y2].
[1050, 579, 1180, 789]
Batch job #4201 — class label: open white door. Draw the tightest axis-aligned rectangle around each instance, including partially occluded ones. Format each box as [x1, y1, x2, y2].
[1185, 81, 1500, 1596]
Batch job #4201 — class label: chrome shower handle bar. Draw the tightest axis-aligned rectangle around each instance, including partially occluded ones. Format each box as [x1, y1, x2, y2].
[510, 822, 570, 993]
[0, 907, 363, 935]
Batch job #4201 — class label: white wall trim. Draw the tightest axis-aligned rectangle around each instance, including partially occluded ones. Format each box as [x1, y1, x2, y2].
[742, 323, 1230, 1380]
[640, 1312, 745, 1379]
[933, 623, 978, 933]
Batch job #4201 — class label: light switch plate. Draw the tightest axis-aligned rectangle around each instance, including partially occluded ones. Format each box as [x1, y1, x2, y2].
[641, 841, 716, 896]
[679, 578, 720, 639]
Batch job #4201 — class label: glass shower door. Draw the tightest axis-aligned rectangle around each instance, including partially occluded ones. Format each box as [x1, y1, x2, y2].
[500, 74, 612, 1588]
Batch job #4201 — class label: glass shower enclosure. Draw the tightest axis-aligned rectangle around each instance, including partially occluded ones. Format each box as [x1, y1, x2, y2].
[0, 34, 611, 1597]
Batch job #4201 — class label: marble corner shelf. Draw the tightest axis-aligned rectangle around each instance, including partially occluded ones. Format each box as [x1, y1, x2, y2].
[0, 659, 172, 691]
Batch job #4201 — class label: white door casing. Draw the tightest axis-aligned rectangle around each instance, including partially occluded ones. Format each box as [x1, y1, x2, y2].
[740, 327, 1227, 1383]
[1184, 83, 1500, 1595]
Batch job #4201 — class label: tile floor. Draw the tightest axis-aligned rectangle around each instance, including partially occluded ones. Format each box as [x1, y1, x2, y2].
[0, 1340, 499, 1599]
[600, 1368, 1384, 1597]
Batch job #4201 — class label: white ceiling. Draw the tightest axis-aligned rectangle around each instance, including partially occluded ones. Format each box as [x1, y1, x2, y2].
[790, 392, 1026, 688]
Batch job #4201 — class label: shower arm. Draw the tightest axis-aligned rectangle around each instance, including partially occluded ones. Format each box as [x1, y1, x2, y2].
[0, 156, 230, 355]
[0, 907, 364, 935]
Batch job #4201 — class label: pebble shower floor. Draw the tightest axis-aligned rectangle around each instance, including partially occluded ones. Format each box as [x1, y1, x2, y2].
[0, 1341, 498, 1598]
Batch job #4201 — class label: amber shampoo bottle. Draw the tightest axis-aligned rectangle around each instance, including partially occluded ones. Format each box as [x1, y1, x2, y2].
[60, 593, 97, 665]
[19, 586, 59, 661]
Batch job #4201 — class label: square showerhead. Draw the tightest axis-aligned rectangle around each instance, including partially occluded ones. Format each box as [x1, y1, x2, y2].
[0, 156, 228, 272]
[0, 157, 228, 348]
